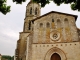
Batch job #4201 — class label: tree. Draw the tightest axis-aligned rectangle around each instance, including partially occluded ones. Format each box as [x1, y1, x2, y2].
[0, 0, 80, 15]
[33, 0, 80, 11]
[0, 0, 10, 15]
[1, 55, 12, 60]
[0, 0, 26, 15]
[1, 55, 14, 60]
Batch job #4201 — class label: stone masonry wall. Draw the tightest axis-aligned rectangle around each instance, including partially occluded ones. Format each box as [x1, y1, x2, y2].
[31, 42, 80, 60]
[33, 13, 79, 43]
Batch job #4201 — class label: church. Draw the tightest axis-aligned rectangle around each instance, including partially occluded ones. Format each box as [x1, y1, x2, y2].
[15, 0, 80, 60]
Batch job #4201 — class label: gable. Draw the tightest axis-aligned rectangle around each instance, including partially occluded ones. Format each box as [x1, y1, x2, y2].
[33, 11, 77, 29]
[32, 11, 77, 22]
[32, 11, 79, 43]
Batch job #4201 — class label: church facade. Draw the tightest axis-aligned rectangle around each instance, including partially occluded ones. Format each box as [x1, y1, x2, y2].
[15, 0, 80, 60]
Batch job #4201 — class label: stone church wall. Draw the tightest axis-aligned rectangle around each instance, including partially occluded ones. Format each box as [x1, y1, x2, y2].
[77, 28, 80, 40]
[33, 13, 79, 43]
[15, 1, 80, 60]
[31, 42, 80, 60]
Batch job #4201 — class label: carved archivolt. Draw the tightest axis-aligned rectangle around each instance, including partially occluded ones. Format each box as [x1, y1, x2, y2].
[44, 47, 67, 60]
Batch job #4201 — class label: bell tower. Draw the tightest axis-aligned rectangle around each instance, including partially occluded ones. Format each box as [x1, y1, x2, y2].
[23, 0, 41, 32]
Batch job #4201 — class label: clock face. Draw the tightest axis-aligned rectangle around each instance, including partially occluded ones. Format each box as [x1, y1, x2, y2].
[50, 31, 60, 41]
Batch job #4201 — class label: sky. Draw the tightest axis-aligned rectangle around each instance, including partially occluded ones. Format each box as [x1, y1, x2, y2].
[0, 0, 80, 56]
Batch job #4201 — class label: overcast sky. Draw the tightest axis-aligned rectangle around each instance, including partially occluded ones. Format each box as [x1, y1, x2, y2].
[0, 0, 80, 56]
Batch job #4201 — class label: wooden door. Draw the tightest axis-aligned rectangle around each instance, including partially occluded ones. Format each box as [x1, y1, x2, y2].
[51, 53, 61, 60]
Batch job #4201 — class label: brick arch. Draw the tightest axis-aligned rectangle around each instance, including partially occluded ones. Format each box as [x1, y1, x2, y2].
[44, 47, 67, 60]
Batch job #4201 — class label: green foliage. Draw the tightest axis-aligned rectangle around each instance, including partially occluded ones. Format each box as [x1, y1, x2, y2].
[33, 0, 50, 7]
[0, 0, 10, 15]
[1, 55, 11, 60]
[33, 0, 80, 11]
[12, 0, 26, 4]
[0, 0, 80, 15]
[1, 55, 14, 60]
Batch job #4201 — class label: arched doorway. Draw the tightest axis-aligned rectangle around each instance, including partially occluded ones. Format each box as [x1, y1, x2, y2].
[51, 53, 61, 60]
[45, 47, 66, 60]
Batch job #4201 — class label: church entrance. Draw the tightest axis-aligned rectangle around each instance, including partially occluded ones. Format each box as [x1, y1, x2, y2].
[51, 53, 61, 60]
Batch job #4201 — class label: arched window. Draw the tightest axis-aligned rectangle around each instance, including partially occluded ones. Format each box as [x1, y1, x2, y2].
[29, 20, 31, 30]
[57, 19, 61, 28]
[40, 23, 43, 28]
[52, 19, 54, 22]
[30, 7, 32, 14]
[35, 8, 37, 15]
[64, 18, 69, 27]
[46, 22, 50, 28]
